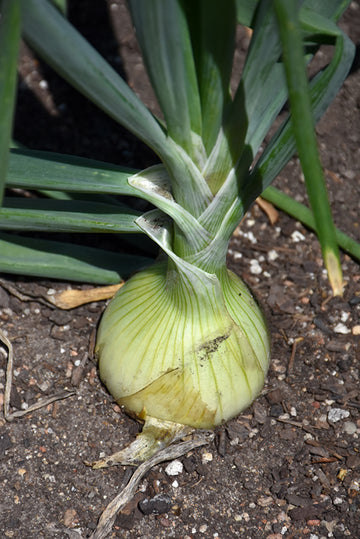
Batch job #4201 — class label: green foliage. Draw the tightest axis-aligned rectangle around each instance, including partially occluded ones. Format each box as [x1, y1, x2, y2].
[0, 0, 357, 289]
[0, 0, 21, 205]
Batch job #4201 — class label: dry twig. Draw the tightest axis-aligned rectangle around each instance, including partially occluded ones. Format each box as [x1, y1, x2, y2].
[0, 329, 75, 422]
[0, 278, 122, 310]
[286, 337, 303, 379]
[89, 432, 214, 539]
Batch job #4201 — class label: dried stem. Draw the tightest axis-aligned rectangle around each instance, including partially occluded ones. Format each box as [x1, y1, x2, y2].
[0, 328, 75, 422]
[89, 432, 214, 539]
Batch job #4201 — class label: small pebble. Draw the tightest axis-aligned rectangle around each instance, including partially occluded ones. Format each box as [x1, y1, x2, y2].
[257, 496, 273, 507]
[343, 421, 357, 435]
[267, 249, 279, 261]
[138, 493, 172, 515]
[244, 231, 257, 243]
[333, 323, 351, 334]
[250, 259, 262, 275]
[165, 459, 183, 476]
[291, 230, 305, 242]
[63, 508, 78, 528]
[272, 360, 287, 374]
[201, 452, 213, 464]
[352, 325, 360, 335]
[267, 388, 283, 404]
[348, 480, 360, 493]
[328, 408, 350, 423]
[39, 79, 48, 89]
[253, 402, 267, 423]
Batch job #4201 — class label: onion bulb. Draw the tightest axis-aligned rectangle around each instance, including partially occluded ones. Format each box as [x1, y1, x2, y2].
[96, 259, 270, 433]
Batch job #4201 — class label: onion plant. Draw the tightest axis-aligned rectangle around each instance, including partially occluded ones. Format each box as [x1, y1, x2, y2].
[0, 0, 358, 460]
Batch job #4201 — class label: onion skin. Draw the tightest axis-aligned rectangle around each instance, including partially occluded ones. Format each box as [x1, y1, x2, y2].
[96, 262, 270, 429]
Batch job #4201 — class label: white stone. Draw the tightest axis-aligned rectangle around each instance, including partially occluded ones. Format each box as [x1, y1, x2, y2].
[267, 249, 279, 261]
[201, 452, 213, 463]
[165, 459, 183, 476]
[343, 422, 357, 435]
[328, 408, 350, 423]
[291, 230, 305, 242]
[333, 323, 351, 334]
[250, 259, 262, 274]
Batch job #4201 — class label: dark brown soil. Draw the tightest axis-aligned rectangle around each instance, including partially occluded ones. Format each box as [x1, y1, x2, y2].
[1, 1, 360, 538]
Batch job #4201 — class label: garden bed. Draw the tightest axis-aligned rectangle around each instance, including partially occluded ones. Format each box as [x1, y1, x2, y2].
[1, 1, 359, 537]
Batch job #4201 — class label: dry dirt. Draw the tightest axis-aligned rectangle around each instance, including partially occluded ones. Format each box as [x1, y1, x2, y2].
[1, 1, 360, 538]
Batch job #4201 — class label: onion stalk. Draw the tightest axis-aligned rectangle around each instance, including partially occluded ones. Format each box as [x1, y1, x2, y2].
[92, 0, 353, 463]
[95, 164, 270, 461]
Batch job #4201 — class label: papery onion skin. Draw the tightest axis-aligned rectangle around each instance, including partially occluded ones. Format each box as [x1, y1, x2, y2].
[96, 262, 270, 429]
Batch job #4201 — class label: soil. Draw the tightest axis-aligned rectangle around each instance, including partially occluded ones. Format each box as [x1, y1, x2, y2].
[1, 1, 360, 538]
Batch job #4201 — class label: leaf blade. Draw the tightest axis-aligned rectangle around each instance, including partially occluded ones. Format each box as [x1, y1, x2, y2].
[0, 0, 21, 205]
[20, 0, 167, 157]
[262, 186, 360, 263]
[0, 198, 142, 233]
[127, 0, 202, 161]
[274, 0, 348, 294]
[7, 149, 139, 196]
[0, 232, 153, 283]
[184, 0, 236, 155]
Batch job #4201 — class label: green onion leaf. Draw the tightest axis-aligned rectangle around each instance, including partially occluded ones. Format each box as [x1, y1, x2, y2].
[0, 232, 153, 283]
[7, 149, 139, 196]
[274, 0, 343, 294]
[20, 0, 167, 157]
[0, 0, 21, 205]
[128, 0, 203, 162]
[0, 198, 141, 233]
[262, 186, 360, 263]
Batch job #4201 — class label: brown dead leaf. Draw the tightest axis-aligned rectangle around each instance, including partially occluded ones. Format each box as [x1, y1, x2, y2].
[47, 283, 123, 310]
[256, 197, 279, 225]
